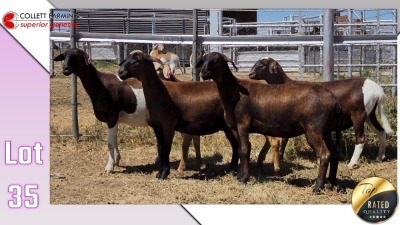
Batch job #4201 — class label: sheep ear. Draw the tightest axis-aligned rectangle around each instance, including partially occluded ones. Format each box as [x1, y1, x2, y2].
[119, 59, 126, 66]
[269, 62, 275, 74]
[223, 55, 238, 72]
[195, 59, 204, 69]
[269, 61, 279, 74]
[83, 53, 91, 65]
[54, 53, 65, 61]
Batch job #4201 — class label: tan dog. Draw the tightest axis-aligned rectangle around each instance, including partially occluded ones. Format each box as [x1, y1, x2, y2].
[150, 44, 184, 74]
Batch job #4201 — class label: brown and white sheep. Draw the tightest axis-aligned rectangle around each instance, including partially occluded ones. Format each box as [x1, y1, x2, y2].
[54, 48, 148, 173]
[249, 58, 394, 169]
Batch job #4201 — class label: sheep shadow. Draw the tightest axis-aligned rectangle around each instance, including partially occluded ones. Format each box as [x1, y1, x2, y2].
[255, 161, 309, 183]
[118, 153, 227, 176]
[180, 153, 311, 181]
[120, 163, 159, 175]
[286, 177, 358, 193]
[119, 159, 182, 175]
[179, 152, 236, 180]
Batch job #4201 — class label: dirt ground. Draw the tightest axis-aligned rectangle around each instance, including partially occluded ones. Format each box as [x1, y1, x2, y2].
[50, 63, 397, 204]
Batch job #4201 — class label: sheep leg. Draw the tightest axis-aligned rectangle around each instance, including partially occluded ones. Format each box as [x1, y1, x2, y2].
[366, 112, 386, 162]
[153, 126, 174, 179]
[223, 128, 239, 172]
[105, 125, 120, 173]
[278, 138, 289, 160]
[177, 133, 192, 172]
[192, 135, 202, 170]
[256, 136, 271, 168]
[305, 131, 330, 193]
[256, 136, 281, 176]
[348, 112, 366, 169]
[237, 124, 251, 183]
[271, 137, 281, 175]
[324, 132, 338, 189]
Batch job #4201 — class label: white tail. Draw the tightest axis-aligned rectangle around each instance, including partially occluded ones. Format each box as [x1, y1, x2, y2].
[377, 94, 395, 135]
[363, 79, 394, 135]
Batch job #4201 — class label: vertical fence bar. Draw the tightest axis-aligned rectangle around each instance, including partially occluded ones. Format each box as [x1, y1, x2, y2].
[393, 45, 397, 96]
[348, 45, 352, 78]
[192, 9, 199, 81]
[361, 45, 365, 74]
[152, 13, 156, 49]
[117, 43, 124, 65]
[209, 9, 223, 53]
[70, 9, 79, 142]
[376, 43, 380, 83]
[124, 9, 130, 60]
[323, 9, 335, 81]
[298, 10, 305, 74]
[319, 46, 323, 73]
[348, 9, 352, 78]
[336, 46, 340, 78]
[376, 9, 380, 35]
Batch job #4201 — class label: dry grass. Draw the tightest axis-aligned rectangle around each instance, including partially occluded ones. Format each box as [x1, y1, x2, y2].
[50, 61, 397, 205]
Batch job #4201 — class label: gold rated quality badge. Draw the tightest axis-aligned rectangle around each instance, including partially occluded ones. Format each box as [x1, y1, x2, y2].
[352, 177, 398, 223]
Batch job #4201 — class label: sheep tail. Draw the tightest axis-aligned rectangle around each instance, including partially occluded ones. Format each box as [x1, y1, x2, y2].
[377, 93, 395, 135]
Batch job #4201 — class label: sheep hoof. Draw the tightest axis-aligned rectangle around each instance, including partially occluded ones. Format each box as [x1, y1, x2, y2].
[104, 164, 114, 173]
[347, 163, 359, 170]
[326, 183, 335, 191]
[313, 179, 325, 193]
[312, 188, 323, 195]
[156, 169, 170, 179]
[176, 165, 185, 173]
[237, 175, 249, 184]
[376, 156, 386, 162]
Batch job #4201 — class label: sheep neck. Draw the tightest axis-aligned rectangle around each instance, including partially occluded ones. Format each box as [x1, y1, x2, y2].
[138, 68, 175, 110]
[75, 64, 106, 103]
[214, 69, 241, 112]
[265, 68, 293, 84]
[280, 70, 293, 83]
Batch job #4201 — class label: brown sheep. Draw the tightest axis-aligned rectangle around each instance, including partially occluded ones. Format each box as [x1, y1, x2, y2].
[249, 58, 394, 169]
[196, 52, 342, 193]
[118, 52, 282, 180]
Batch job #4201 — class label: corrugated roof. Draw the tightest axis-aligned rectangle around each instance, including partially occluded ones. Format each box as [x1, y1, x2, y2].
[75, 9, 209, 35]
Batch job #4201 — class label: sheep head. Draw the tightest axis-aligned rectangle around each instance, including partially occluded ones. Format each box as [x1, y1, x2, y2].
[248, 58, 285, 84]
[118, 51, 163, 80]
[54, 48, 91, 76]
[196, 52, 238, 81]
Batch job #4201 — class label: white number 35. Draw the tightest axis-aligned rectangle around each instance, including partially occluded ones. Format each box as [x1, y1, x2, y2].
[8, 184, 39, 208]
